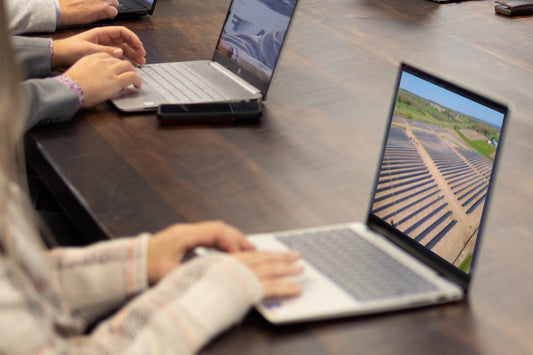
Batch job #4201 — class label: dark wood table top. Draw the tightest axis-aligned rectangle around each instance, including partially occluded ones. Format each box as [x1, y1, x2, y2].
[26, 0, 533, 353]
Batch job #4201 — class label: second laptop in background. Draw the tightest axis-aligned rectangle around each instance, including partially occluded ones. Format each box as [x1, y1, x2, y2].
[116, 0, 157, 18]
[111, 0, 299, 112]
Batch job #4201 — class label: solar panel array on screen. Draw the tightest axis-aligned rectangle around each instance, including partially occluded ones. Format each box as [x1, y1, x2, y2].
[372, 115, 492, 268]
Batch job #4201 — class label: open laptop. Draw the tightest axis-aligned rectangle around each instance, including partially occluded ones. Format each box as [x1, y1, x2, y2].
[111, 0, 298, 112]
[116, 0, 157, 18]
[248, 62, 508, 324]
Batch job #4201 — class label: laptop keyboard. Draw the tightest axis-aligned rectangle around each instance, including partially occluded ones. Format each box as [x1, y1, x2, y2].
[138, 63, 227, 103]
[276, 227, 438, 302]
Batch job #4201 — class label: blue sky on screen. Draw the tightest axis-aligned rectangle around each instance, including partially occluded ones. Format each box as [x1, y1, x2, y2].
[399, 72, 503, 128]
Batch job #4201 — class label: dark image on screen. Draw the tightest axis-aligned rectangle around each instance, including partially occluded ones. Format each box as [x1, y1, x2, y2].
[216, 0, 296, 78]
[371, 71, 504, 274]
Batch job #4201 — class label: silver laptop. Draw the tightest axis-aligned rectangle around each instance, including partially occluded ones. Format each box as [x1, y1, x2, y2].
[111, 0, 298, 112]
[248, 62, 508, 324]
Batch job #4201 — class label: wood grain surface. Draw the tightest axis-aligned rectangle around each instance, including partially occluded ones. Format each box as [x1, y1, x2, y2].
[26, 0, 533, 353]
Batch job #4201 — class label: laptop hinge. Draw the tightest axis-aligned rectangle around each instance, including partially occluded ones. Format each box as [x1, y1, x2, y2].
[210, 62, 261, 96]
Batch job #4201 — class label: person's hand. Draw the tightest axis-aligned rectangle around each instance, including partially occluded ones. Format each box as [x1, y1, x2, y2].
[147, 221, 256, 285]
[63, 52, 142, 107]
[234, 250, 303, 299]
[53, 26, 146, 69]
[58, 0, 119, 26]
[147, 220, 303, 299]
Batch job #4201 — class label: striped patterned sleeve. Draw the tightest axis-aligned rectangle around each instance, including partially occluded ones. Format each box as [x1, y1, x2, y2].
[0, 250, 66, 355]
[1, 247, 263, 354]
[89, 253, 263, 354]
[44, 234, 151, 326]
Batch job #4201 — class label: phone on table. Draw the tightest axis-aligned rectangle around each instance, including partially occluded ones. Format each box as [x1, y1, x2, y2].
[495, 1, 533, 16]
[157, 100, 262, 125]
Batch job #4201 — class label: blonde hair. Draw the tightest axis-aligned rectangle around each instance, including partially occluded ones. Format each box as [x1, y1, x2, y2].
[0, 0, 44, 259]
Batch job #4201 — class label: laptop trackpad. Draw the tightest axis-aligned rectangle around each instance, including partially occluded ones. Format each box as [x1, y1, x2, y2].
[249, 234, 362, 323]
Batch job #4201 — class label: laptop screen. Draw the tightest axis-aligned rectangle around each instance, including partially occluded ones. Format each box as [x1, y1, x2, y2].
[369, 64, 507, 277]
[213, 0, 298, 93]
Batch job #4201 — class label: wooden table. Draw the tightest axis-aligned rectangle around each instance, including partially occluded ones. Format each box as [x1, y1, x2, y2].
[26, 0, 533, 353]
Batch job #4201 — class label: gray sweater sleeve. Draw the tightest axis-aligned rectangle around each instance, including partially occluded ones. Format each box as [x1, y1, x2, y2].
[12, 36, 53, 78]
[12, 36, 79, 130]
[22, 77, 79, 130]
[6, 0, 58, 34]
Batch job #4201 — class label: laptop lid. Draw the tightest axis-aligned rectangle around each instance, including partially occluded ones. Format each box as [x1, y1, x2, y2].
[367, 63, 508, 293]
[211, 0, 299, 97]
[116, 0, 157, 17]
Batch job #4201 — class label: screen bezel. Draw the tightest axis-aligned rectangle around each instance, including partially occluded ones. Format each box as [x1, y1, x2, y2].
[211, 0, 299, 98]
[366, 62, 509, 293]
[147, 0, 158, 14]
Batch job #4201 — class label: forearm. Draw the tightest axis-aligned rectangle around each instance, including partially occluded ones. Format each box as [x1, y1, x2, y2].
[21, 77, 80, 130]
[44, 234, 150, 325]
[6, 0, 58, 34]
[91, 253, 263, 354]
[2, 252, 261, 355]
[12, 36, 53, 78]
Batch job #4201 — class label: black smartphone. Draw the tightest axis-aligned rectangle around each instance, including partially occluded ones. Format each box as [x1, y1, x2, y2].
[495, 2, 533, 16]
[157, 100, 262, 125]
